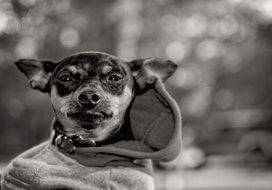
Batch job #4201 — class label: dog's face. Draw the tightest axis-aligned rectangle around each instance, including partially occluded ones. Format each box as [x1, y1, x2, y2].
[50, 53, 134, 141]
[16, 52, 177, 142]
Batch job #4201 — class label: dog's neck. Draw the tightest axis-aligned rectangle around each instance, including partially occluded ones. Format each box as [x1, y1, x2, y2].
[51, 118, 134, 154]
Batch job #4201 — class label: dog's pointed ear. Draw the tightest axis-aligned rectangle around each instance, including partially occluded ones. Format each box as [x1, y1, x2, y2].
[128, 58, 177, 90]
[15, 59, 56, 92]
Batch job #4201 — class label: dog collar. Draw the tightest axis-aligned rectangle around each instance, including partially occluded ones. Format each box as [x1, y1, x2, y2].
[51, 120, 128, 154]
[52, 128, 98, 154]
[50, 118, 134, 154]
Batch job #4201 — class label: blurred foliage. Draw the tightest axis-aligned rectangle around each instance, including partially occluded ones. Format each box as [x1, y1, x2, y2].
[1, 0, 272, 163]
[0, 0, 117, 161]
[113, 0, 272, 158]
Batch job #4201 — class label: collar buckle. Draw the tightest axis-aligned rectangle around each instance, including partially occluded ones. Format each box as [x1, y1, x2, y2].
[55, 134, 76, 154]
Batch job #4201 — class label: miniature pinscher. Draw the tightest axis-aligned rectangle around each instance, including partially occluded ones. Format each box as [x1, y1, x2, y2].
[15, 52, 177, 149]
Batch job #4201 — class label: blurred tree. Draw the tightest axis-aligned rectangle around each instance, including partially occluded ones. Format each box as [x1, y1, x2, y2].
[112, 0, 272, 163]
[0, 0, 117, 161]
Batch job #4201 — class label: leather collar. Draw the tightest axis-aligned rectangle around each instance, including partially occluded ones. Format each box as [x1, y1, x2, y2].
[52, 128, 99, 154]
[51, 119, 133, 154]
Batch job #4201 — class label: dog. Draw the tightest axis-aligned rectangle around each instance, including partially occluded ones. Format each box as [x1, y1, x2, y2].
[1, 51, 181, 190]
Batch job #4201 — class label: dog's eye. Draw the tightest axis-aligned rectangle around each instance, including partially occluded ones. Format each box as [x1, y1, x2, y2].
[58, 74, 73, 82]
[107, 74, 123, 82]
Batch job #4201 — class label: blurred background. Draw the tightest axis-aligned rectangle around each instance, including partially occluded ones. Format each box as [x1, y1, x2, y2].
[1, 0, 272, 189]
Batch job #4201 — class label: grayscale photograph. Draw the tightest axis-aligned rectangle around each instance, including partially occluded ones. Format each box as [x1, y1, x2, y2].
[0, 0, 272, 189]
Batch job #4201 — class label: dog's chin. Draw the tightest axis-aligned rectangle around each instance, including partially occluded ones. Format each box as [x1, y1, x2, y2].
[67, 111, 113, 130]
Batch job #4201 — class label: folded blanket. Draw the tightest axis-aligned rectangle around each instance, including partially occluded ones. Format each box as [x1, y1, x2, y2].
[1, 81, 181, 190]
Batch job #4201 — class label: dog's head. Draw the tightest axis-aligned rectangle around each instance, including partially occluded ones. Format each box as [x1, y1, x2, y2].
[16, 52, 177, 142]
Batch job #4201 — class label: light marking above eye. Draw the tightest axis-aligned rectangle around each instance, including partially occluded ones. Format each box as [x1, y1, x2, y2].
[102, 65, 113, 74]
[68, 65, 85, 76]
[68, 66, 78, 74]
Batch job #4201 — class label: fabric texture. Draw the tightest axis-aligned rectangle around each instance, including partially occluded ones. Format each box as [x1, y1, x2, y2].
[1, 80, 182, 190]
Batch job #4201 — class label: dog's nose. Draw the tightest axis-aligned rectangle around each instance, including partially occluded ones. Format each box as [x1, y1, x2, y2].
[77, 92, 101, 108]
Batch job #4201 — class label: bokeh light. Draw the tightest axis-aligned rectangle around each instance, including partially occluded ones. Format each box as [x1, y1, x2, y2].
[15, 37, 38, 58]
[195, 39, 223, 60]
[165, 41, 186, 63]
[59, 27, 80, 49]
[0, 12, 9, 34]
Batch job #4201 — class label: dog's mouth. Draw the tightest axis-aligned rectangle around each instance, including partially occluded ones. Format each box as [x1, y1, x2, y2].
[67, 111, 113, 130]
